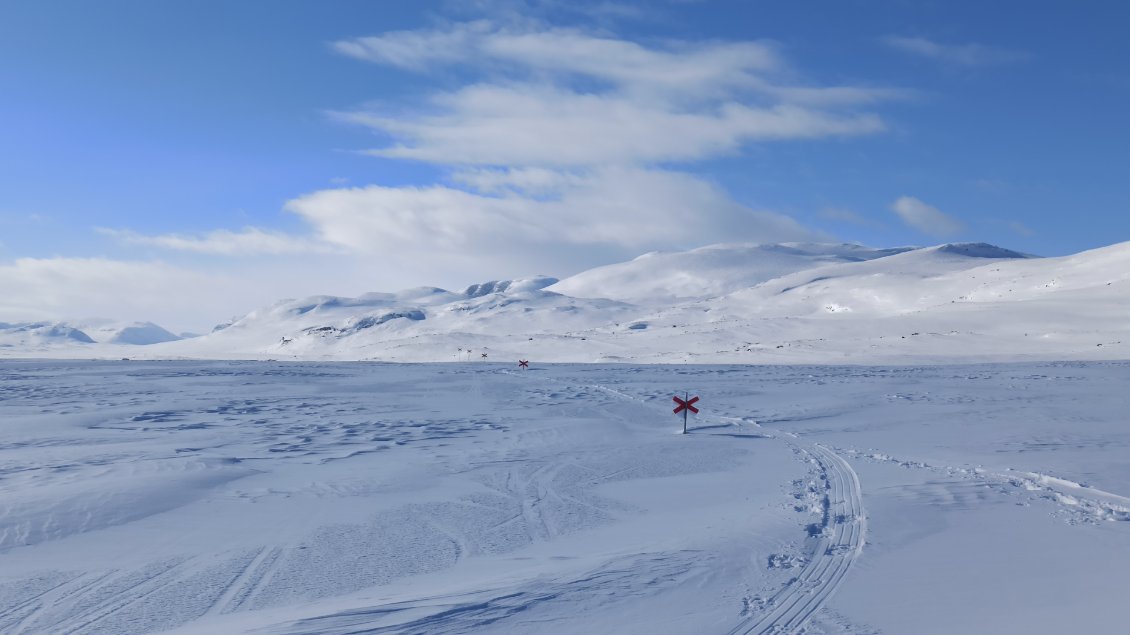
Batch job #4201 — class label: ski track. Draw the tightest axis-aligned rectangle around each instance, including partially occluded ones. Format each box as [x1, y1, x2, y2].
[50, 558, 191, 635]
[0, 574, 81, 632]
[730, 444, 866, 635]
[6, 550, 295, 635]
[206, 546, 283, 616]
[12, 571, 117, 633]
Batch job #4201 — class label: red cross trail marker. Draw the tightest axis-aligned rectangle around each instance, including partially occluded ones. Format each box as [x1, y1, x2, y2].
[518, 360, 529, 369]
[672, 394, 700, 415]
[673, 393, 700, 434]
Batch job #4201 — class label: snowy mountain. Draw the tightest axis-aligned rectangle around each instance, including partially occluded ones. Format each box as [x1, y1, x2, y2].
[632, 241, 1125, 363]
[80, 321, 184, 345]
[547, 242, 914, 303]
[700, 242, 1039, 318]
[0, 322, 95, 351]
[0, 319, 186, 354]
[175, 275, 639, 360]
[3, 241, 1129, 363]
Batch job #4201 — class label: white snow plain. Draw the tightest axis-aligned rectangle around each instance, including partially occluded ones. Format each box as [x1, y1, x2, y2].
[2, 359, 1129, 634]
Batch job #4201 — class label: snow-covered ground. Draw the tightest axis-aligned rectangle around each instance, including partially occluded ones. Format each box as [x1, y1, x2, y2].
[2, 359, 1128, 634]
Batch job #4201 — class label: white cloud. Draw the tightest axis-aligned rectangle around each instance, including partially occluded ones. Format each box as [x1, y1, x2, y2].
[337, 86, 883, 167]
[331, 21, 495, 71]
[100, 227, 336, 255]
[451, 166, 590, 195]
[286, 167, 821, 255]
[333, 22, 898, 168]
[335, 22, 909, 108]
[890, 196, 964, 237]
[335, 22, 783, 97]
[882, 36, 1029, 67]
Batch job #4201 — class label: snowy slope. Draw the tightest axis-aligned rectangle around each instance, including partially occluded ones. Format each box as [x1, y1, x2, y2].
[700, 242, 1038, 318]
[162, 275, 643, 361]
[622, 241, 1127, 362]
[547, 242, 913, 303]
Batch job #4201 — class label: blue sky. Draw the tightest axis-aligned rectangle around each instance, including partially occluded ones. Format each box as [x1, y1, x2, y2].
[1, 0, 1127, 330]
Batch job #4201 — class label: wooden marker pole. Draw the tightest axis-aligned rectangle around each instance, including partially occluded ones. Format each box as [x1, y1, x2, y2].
[683, 391, 688, 433]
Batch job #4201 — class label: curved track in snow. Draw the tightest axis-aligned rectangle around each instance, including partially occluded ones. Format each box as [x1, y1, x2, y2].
[731, 443, 866, 635]
[517, 371, 870, 633]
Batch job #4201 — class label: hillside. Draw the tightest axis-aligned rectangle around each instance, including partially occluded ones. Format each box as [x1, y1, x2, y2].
[547, 242, 914, 303]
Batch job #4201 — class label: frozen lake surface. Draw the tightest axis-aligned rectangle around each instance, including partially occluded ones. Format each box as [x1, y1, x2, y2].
[2, 360, 1129, 634]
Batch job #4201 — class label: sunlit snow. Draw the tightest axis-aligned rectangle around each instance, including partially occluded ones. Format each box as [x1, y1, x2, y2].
[2, 241, 1129, 634]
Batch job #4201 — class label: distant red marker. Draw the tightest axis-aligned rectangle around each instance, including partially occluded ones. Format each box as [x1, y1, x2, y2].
[518, 360, 529, 369]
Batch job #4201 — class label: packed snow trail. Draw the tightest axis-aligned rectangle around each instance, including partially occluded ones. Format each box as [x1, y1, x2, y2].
[729, 444, 866, 635]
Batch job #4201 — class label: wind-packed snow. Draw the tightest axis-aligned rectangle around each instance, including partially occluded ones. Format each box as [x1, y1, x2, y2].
[1, 360, 1128, 634]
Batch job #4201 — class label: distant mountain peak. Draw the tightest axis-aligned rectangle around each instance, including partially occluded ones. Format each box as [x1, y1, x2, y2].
[107, 322, 182, 345]
[549, 242, 912, 303]
[0, 321, 95, 344]
[463, 276, 559, 298]
[929, 243, 1035, 259]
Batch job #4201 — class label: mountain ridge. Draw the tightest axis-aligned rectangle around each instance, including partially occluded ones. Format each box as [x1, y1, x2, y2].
[4, 240, 1129, 364]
